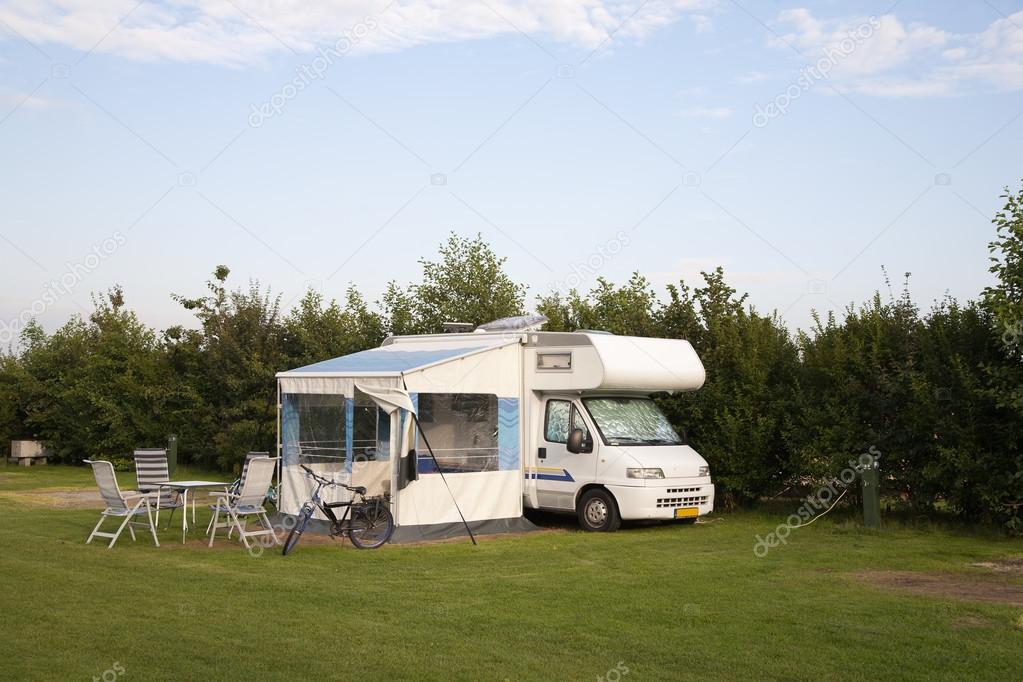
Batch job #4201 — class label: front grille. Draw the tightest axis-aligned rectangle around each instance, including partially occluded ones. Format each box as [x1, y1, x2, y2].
[656, 494, 709, 509]
[666, 487, 700, 494]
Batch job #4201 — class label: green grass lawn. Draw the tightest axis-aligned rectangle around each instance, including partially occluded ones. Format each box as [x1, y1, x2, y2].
[1, 464, 1021, 681]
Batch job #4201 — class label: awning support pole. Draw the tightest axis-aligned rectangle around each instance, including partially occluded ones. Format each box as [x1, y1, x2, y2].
[411, 413, 477, 546]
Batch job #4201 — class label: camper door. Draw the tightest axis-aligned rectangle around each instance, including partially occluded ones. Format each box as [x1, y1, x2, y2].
[535, 397, 596, 510]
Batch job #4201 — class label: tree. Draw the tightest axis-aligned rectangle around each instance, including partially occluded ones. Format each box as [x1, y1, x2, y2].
[170, 266, 286, 470]
[382, 233, 525, 334]
[16, 288, 170, 463]
[0, 347, 29, 459]
[283, 286, 385, 368]
[537, 274, 659, 336]
[657, 269, 800, 506]
[983, 182, 1023, 410]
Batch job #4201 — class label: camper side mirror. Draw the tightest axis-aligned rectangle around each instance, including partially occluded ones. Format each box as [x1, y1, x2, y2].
[567, 429, 592, 454]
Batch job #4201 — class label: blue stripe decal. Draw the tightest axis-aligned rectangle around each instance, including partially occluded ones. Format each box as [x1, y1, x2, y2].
[497, 397, 519, 471]
[525, 470, 575, 482]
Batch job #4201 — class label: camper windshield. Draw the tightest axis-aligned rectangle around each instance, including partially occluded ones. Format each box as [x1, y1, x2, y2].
[582, 397, 683, 446]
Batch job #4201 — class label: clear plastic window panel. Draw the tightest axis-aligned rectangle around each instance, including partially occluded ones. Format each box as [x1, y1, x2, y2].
[284, 393, 347, 470]
[281, 393, 350, 514]
[353, 389, 390, 463]
[417, 393, 498, 473]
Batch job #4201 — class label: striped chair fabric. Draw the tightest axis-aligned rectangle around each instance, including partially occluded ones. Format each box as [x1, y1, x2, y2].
[239, 452, 270, 487]
[133, 448, 182, 509]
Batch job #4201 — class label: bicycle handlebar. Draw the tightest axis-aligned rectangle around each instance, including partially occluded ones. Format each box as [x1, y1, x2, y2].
[299, 464, 367, 495]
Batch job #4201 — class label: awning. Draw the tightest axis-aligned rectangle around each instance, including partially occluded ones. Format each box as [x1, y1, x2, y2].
[276, 337, 517, 396]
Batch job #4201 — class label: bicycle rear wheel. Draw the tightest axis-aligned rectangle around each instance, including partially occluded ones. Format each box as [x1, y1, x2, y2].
[348, 500, 394, 549]
[282, 506, 313, 556]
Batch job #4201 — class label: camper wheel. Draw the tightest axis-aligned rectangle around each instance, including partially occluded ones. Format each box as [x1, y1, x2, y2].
[577, 489, 621, 532]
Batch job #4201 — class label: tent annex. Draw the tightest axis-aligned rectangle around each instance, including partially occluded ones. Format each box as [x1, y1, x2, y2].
[275, 334, 529, 542]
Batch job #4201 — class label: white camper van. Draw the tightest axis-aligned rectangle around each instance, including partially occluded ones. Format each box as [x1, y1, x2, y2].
[275, 317, 714, 540]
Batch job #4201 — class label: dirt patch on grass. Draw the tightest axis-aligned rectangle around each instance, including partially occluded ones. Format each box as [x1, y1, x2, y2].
[0, 488, 103, 509]
[850, 570, 1023, 607]
[971, 557, 1023, 574]
[952, 615, 995, 629]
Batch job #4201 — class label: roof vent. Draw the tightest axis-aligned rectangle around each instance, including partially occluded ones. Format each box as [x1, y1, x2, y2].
[442, 322, 475, 334]
[475, 314, 548, 333]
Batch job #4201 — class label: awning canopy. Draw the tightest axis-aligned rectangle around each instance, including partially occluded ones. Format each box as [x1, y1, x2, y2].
[280, 346, 489, 376]
[276, 337, 518, 397]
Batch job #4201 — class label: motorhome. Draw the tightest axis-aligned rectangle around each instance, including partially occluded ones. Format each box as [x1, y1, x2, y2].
[275, 316, 714, 541]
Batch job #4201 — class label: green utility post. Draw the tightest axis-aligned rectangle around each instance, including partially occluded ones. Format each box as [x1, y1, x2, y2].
[167, 434, 178, 476]
[859, 458, 881, 529]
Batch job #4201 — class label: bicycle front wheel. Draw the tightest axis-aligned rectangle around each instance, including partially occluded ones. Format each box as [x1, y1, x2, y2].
[348, 500, 394, 549]
[282, 506, 313, 556]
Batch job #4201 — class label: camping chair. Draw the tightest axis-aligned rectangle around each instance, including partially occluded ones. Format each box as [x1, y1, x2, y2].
[207, 457, 280, 549]
[133, 448, 183, 528]
[229, 452, 271, 496]
[205, 452, 270, 536]
[84, 460, 161, 549]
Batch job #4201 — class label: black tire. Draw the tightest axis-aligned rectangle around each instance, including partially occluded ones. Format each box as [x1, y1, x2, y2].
[282, 507, 313, 556]
[348, 500, 395, 549]
[577, 488, 621, 532]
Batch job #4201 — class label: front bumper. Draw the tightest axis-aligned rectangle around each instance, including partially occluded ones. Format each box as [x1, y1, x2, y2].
[609, 480, 715, 520]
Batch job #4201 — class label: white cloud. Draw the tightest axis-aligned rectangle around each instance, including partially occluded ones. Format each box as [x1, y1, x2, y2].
[0, 0, 717, 66]
[772, 8, 1023, 96]
[0, 88, 67, 111]
[690, 14, 712, 34]
[679, 105, 732, 118]
[677, 85, 709, 96]
[738, 69, 771, 83]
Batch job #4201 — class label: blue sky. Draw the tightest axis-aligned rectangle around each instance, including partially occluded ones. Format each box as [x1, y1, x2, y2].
[2, 0, 1022, 343]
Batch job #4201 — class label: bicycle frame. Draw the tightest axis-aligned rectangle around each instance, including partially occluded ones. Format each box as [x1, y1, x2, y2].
[301, 473, 359, 536]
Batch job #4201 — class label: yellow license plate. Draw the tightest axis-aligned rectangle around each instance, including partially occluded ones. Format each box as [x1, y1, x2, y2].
[674, 507, 698, 519]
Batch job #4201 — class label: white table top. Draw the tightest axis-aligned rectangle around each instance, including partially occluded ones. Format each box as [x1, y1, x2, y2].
[158, 480, 231, 489]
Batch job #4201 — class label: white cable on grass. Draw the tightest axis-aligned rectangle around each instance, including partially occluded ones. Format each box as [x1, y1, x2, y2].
[787, 487, 850, 529]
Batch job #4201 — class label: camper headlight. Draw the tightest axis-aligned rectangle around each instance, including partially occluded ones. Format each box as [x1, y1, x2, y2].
[626, 468, 664, 479]
[698, 465, 710, 477]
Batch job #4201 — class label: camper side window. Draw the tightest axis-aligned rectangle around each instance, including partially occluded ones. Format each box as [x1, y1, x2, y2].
[545, 400, 591, 445]
[544, 401, 571, 443]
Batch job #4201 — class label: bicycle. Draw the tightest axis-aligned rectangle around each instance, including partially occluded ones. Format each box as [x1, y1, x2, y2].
[282, 464, 394, 554]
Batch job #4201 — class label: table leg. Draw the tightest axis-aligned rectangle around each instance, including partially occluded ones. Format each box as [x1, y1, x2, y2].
[192, 490, 197, 525]
[181, 489, 188, 544]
